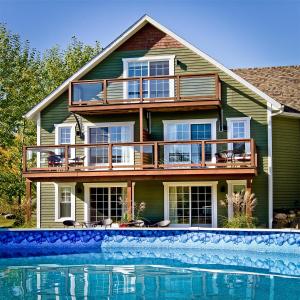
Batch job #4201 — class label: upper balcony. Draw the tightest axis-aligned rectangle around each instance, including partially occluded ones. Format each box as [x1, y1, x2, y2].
[23, 139, 257, 182]
[68, 73, 221, 115]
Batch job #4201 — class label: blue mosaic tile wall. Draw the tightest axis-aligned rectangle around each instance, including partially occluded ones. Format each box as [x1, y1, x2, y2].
[0, 229, 299, 257]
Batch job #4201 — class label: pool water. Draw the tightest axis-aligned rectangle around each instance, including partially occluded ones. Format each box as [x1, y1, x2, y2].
[0, 248, 299, 299]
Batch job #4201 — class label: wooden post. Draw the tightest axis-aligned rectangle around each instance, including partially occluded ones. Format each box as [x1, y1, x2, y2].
[139, 107, 144, 169]
[108, 144, 112, 170]
[246, 179, 252, 217]
[176, 75, 180, 100]
[103, 80, 107, 104]
[65, 145, 69, 171]
[154, 142, 158, 169]
[25, 179, 32, 222]
[127, 180, 132, 220]
[201, 141, 205, 167]
[139, 77, 143, 102]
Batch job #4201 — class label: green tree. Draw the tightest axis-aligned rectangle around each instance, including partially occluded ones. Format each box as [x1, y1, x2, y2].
[0, 23, 101, 212]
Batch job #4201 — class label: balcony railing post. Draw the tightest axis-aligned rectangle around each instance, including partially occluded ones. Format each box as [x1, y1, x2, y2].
[139, 77, 143, 102]
[250, 139, 255, 167]
[65, 145, 69, 171]
[108, 144, 112, 170]
[23, 146, 27, 172]
[201, 141, 205, 167]
[103, 79, 107, 104]
[154, 142, 158, 169]
[176, 75, 180, 100]
[68, 83, 72, 106]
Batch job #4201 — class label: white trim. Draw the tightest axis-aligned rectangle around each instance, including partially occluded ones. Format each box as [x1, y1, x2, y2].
[226, 180, 247, 219]
[280, 112, 300, 119]
[54, 183, 76, 222]
[163, 181, 218, 227]
[122, 55, 175, 99]
[83, 121, 135, 167]
[163, 118, 217, 164]
[54, 123, 76, 158]
[227, 117, 251, 153]
[83, 182, 128, 223]
[132, 182, 136, 219]
[36, 112, 41, 228]
[24, 15, 282, 119]
[267, 103, 273, 228]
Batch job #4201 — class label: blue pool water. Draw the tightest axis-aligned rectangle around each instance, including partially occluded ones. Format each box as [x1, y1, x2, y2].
[0, 248, 299, 299]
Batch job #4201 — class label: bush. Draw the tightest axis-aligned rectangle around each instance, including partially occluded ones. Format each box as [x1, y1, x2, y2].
[222, 215, 257, 228]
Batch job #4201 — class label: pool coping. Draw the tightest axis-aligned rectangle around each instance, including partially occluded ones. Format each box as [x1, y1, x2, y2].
[2, 227, 299, 233]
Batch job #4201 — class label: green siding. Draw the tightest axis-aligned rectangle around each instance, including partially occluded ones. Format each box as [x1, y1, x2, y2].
[40, 182, 85, 228]
[38, 45, 270, 227]
[272, 116, 300, 209]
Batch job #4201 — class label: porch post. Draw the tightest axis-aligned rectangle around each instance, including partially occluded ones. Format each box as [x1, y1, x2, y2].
[139, 107, 144, 169]
[25, 179, 32, 222]
[127, 180, 132, 220]
[246, 179, 252, 217]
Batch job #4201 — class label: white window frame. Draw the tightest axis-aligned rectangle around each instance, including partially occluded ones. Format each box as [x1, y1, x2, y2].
[83, 182, 128, 223]
[163, 181, 218, 228]
[226, 180, 247, 219]
[227, 117, 251, 153]
[163, 119, 217, 164]
[54, 183, 76, 222]
[54, 123, 76, 158]
[122, 55, 175, 100]
[84, 121, 135, 168]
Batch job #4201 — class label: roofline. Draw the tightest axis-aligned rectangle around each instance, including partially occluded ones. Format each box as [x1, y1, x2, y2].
[25, 15, 282, 119]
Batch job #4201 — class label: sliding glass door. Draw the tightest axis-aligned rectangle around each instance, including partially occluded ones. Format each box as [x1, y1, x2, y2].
[164, 120, 216, 166]
[166, 184, 215, 227]
[87, 124, 133, 167]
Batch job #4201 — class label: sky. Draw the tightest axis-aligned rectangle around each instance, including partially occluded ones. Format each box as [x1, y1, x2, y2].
[0, 0, 299, 68]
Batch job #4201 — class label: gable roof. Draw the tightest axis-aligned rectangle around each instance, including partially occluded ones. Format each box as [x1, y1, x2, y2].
[233, 66, 300, 113]
[25, 15, 282, 119]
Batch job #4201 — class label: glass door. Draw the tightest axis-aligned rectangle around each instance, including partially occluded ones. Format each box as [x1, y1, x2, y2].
[90, 187, 126, 222]
[164, 122, 213, 167]
[167, 185, 213, 227]
[88, 125, 133, 168]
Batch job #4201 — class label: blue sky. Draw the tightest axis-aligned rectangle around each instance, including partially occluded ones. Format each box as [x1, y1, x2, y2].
[0, 0, 299, 68]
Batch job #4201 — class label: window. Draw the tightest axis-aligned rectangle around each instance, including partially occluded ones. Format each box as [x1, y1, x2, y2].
[227, 118, 250, 153]
[55, 124, 76, 158]
[85, 122, 134, 167]
[55, 184, 75, 221]
[163, 119, 217, 165]
[226, 180, 246, 219]
[123, 56, 175, 99]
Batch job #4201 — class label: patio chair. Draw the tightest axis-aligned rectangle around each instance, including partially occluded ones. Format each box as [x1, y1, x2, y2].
[150, 220, 170, 227]
[127, 220, 145, 227]
[63, 220, 80, 228]
[102, 218, 113, 228]
[48, 154, 63, 167]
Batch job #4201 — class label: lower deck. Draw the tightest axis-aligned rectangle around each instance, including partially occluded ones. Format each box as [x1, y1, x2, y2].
[37, 179, 261, 229]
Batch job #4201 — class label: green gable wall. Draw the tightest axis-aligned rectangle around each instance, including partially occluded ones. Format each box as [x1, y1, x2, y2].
[272, 116, 300, 210]
[38, 45, 270, 227]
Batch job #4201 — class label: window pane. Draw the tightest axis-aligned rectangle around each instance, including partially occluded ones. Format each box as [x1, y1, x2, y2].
[59, 127, 71, 144]
[128, 62, 148, 99]
[72, 83, 102, 102]
[59, 187, 72, 218]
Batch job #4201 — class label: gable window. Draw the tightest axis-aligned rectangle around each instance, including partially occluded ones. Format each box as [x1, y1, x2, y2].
[123, 56, 175, 100]
[55, 183, 75, 221]
[227, 118, 250, 153]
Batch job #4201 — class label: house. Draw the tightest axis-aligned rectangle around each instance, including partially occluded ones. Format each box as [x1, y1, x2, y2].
[23, 15, 300, 228]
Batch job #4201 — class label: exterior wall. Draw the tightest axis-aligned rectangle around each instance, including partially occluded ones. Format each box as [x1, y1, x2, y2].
[272, 116, 300, 209]
[38, 31, 270, 227]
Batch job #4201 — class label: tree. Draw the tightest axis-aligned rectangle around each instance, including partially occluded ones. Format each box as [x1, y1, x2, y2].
[0, 23, 102, 211]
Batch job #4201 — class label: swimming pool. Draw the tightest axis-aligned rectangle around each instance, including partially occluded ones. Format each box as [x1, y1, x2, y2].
[0, 229, 299, 299]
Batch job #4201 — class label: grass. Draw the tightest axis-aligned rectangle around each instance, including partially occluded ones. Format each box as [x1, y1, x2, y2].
[0, 214, 36, 228]
[0, 215, 14, 228]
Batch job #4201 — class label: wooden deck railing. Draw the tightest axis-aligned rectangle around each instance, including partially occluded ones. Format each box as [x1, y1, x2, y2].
[23, 139, 257, 173]
[69, 73, 221, 106]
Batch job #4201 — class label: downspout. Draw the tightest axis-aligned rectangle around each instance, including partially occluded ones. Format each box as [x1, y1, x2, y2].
[267, 103, 284, 228]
